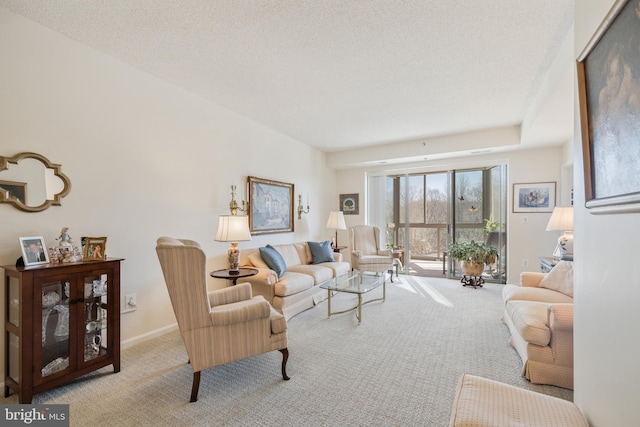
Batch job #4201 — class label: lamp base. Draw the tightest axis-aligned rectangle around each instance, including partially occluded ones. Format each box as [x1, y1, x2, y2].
[228, 242, 240, 272]
[552, 231, 573, 261]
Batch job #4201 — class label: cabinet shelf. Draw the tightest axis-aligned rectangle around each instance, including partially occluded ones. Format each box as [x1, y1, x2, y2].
[3, 258, 123, 403]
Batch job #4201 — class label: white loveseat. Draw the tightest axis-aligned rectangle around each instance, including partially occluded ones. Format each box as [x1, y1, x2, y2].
[239, 242, 351, 319]
[502, 261, 574, 389]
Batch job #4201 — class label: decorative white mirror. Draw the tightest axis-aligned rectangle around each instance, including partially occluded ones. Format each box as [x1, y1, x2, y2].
[0, 152, 71, 212]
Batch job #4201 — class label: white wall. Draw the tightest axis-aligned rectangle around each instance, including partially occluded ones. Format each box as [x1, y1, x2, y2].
[0, 7, 335, 363]
[336, 146, 565, 284]
[574, 1, 640, 425]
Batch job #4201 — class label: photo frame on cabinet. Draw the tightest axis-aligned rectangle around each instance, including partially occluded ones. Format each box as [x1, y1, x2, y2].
[82, 237, 107, 261]
[19, 236, 50, 266]
[248, 176, 294, 234]
[577, 0, 640, 213]
[339, 193, 359, 215]
[512, 182, 556, 213]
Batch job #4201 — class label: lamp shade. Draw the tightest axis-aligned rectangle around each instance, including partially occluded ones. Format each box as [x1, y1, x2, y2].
[215, 215, 251, 242]
[325, 211, 347, 230]
[545, 207, 574, 231]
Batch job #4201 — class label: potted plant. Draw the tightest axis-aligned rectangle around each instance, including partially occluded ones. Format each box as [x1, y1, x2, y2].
[449, 240, 498, 277]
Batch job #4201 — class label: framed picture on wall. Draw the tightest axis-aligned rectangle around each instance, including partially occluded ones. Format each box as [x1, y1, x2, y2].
[577, 0, 640, 213]
[512, 182, 556, 213]
[248, 176, 294, 234]
[339, 193, 359, 215]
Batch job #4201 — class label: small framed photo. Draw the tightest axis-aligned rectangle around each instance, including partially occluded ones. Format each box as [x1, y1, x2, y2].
[513, 182, 556, 213]
[339, 193, 359, 215]
[82, 237, 107, 261]
[19, 236, 50, 266]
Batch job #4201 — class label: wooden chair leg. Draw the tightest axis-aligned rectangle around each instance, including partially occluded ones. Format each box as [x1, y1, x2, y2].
[190, 371, 201, 402]
[279, 348, 290, 380]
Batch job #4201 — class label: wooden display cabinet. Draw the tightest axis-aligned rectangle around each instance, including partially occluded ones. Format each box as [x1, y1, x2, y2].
[3, 258, 122, 403]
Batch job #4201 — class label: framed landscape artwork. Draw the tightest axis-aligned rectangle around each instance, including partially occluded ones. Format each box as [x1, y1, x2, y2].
[512, 182, 556, 213]
[339, 193, 359, 215]
[577, 0, 640, 213]
[248, 176, 294, 234]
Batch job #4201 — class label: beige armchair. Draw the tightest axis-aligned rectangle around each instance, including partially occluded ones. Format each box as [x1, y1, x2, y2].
[349, 225, 393, 274]
[155, 237, 289, 402]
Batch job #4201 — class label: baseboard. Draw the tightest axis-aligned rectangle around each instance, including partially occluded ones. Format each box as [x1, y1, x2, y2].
[121, 323, 178, 350]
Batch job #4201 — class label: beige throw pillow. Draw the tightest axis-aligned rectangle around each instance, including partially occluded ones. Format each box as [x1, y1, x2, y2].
[248, 252, 269, 269]
[539, 260, 574, 297]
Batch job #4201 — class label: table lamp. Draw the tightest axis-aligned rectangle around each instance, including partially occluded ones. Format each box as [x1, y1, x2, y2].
[215, 215, 251, 273]
[545, 206, 574, 261]
[325, 211, 346, 248]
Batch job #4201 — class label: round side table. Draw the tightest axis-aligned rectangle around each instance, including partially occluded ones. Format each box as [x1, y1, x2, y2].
[210, 267, 258, 286]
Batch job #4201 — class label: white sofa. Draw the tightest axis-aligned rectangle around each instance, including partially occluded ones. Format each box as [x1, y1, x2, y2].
[502, 261, 574, 389]
[239, 242, 351, 319]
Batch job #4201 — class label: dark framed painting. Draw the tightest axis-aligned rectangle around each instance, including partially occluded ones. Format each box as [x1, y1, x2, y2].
[248, 176, 294, 234]
[512, 182, 556, 213]
[339, 193, 359, 215]
[577, 0, 640, 213]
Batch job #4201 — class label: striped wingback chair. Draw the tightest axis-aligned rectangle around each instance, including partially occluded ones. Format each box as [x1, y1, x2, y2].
[155, 237, 289, 402]
[349, 225, 393, 274]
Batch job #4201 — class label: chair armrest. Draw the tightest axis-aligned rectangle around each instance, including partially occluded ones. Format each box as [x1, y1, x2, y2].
[548, 303, 573, 365]
[208, 282, 252, 307]
[520, 272, 546, 287]
[210, 298, 271, 326]
[351, 250, 363, 258]
[548, 303, 573, 332]
[333, 252, 343, 262]
[249, 268, 278, 285]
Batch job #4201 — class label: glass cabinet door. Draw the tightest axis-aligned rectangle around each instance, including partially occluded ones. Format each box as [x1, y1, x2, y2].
[39, 279, 71, 379]
[83, 273, 108, 362]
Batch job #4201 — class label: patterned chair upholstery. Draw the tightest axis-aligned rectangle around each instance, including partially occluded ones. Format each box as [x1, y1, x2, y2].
[155, 237, 289, 402]
[348, 225, 393, 274]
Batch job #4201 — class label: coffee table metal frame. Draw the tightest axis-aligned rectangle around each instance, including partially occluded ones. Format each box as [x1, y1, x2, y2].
[319, 272, 386, 324]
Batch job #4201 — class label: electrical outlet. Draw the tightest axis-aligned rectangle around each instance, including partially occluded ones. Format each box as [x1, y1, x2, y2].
[124, 293, 137, 312]
[522, 259, 529, 267]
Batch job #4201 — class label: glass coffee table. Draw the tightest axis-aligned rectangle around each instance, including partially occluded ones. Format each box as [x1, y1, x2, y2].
[319, 272, 386, 324]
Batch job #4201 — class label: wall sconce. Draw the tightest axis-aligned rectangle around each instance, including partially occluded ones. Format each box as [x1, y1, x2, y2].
[229, 185, 249, 216]
[297, 194, 310, 219]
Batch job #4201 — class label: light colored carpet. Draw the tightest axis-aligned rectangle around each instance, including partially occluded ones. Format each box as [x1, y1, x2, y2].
[2, 275, 573, 426]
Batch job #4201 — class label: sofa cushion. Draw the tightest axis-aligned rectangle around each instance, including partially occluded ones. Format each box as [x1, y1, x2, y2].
[259, 245, 287, 278]
[503, 284, 573, 304]
[505, 301, 551, 346]
[273, 272, 314, 297]
[320, 261, 351, 278]
[308, 240, 335, 264]
[288, 264, 334, 284]
[539, 261, 573, 297]
[271, 243, 305, 267]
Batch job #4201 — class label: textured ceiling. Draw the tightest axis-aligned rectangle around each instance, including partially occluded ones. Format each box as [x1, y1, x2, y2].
[0, 1, 574, 154]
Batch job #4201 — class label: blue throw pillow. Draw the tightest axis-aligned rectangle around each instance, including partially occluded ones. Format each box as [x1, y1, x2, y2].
[308, 241, 335, 264]
[259, 245, 287, 278]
